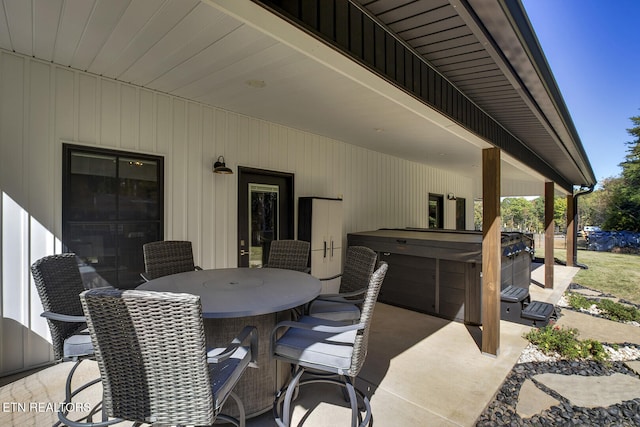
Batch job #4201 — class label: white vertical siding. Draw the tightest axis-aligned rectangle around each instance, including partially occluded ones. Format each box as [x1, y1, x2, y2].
[2, 194, 30, 372]
[78, 74, 96, 144]
[0, 50, 474, 375]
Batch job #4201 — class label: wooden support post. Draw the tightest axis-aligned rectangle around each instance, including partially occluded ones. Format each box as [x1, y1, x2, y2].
[544, 182, 554, 289]
[482, 147, 501, 356]
[566, 193, 575, 267]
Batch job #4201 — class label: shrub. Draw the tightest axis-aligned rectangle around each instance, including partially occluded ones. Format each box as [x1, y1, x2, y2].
[597, 298, 640, 322]
[523, 323, 609, 362]
[566, 291, 640, 322]
[567, 292, 594, 310]
[580, 338, 609, 361]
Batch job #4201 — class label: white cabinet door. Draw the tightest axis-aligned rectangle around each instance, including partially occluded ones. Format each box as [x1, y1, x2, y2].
[310, 249, 328, 292]
[311, 249, 342, 294]
[311, 199, 342, 252]
[326, 199, 343, 252]
[305, 198, 343, 293]
[326, 199, 343, 294]
[324, 247, 342, 294]
[310, 199, 328, 251]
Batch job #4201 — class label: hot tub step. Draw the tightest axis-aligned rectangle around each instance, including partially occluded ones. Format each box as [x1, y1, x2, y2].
[521, 301, 557, 327]
[501, 285, 529, 303]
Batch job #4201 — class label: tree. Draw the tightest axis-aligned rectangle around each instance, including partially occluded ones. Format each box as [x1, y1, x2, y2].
[531, 197, 545, 233]
[621, 115, 640, 187]
[529, 196, 566, 233]
[554, 197, 567, 231]
[603, 176, 640, 230]
[501, 197, 539, 232]
[603, 115, 640, 231]
[474, 195, 572, 233]
[578, 184, 610, 229]
[474, 200, 483, 231]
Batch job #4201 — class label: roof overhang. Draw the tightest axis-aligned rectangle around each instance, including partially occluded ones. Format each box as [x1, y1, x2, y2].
[0, 0, 595, 196]
[462, 0, 595, 186]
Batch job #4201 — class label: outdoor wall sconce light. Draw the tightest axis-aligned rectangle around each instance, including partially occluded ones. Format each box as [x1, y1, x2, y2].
[447, 193, 456, 200]
[213, 156, 233, 174]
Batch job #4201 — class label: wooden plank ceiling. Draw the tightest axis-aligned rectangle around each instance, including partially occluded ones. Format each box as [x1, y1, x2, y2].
[0, 0, 594, 191]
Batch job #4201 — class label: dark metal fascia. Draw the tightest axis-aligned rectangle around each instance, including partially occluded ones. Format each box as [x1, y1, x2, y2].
[250, 0, 575, 192]
[498, 0, 596, 186]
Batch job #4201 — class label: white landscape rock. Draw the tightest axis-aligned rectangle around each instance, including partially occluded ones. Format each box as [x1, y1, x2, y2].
[518, 343, 640, 363]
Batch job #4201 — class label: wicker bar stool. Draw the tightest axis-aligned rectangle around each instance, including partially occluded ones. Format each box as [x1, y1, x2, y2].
[264, 240, 311, 272]
[31, 253, 102, 426]
[141, 240, 202, 281]
[59, 288, 257, 427]
[308, 246, 378, 323]
[271, 262, 388, 427]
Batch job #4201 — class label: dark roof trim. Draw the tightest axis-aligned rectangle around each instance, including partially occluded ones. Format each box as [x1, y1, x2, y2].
[251, 0, 577, 192]
[497, 0, 596, 186]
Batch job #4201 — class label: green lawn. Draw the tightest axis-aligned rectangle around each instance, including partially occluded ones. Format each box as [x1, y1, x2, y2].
[558, 250, 640, 305]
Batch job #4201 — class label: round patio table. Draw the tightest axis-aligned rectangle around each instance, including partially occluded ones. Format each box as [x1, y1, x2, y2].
[137, 267, 321, 417]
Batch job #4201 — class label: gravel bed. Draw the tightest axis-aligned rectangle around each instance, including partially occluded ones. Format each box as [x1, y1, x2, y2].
[478, 303, 640, 425]
[476, 285, 640, 425]
[475, 359, 640, 426]
[561, 283, 640, 327]
[518, 343, 640, 364]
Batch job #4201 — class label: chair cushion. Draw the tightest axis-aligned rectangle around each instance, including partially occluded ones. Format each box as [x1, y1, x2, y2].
[274, 316, 356, 371]
[207, 346, 251, 411]
[308, 300, 361, 322]
[63, 330, 93, 359]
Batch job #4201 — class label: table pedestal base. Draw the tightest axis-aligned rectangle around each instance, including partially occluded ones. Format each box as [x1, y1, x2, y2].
[204, 310, 292, 418]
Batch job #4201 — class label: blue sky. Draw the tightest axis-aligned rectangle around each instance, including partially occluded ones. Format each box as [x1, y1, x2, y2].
[521, 0, 640, 184]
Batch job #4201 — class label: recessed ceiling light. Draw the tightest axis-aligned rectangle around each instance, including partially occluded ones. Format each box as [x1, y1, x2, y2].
[245, 79, 266, 89]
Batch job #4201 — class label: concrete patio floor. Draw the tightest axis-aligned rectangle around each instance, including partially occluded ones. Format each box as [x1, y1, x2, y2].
[0, 264, 576, 426]
[248, 263, 576, 426]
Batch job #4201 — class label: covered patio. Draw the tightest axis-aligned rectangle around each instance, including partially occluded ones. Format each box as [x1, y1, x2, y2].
[1, 0, 596, 423]
[0, 264, 576, 426]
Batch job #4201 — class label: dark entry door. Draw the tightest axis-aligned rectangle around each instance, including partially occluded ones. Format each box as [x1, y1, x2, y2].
[238, 167, 294, 267]
[456, 198, 466, 230]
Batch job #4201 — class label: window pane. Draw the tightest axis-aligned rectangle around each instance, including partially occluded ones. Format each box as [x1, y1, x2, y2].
[68, 153, 117, 220]
[249, 184, 279, 268]
[118, 158, 159, 220]
[429, 194, 443, 229]
[63, 146, 163, 288]
[118, 222, 161, 288]
[65, 223, 117, 286]
[65, 222, 161, 289]
[429, 200, 438, 228]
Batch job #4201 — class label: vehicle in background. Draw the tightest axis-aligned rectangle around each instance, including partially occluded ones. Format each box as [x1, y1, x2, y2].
[583, 226, 602, 234]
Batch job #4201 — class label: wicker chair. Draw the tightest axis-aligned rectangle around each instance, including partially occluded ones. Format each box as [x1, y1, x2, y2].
[271, 262, 388, 427]
[59, 288, 257, 427]
[307, 246, 378, 323]
[31, 253, 102, 425]
[264, 240, 311, 273]
[141, 240, 202, 281]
